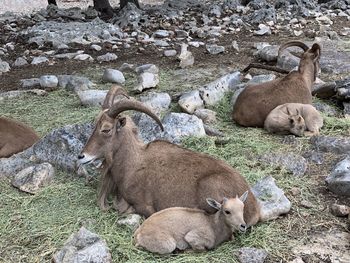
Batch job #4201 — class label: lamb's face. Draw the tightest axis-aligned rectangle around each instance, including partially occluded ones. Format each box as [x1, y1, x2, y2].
[289, 115, 306, 136]
[222, 197, 247, 233]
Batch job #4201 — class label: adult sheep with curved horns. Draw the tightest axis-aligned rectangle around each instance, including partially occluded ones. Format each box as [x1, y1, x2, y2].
[78, 86, 260, 227]
[0, 117, 39, 158]
[232, 41, 321, 128]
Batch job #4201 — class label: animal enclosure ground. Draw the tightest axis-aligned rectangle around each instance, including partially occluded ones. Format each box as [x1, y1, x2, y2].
[0, 13, 350, 263]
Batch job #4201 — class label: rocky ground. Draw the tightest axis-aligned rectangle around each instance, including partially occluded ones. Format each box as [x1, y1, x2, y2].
[0, 0, 350, 263]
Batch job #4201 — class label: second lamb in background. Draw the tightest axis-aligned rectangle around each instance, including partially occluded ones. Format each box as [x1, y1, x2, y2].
[264, 103, 323, 137]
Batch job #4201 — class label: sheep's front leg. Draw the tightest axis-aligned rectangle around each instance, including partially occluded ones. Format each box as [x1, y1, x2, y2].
[113, 196, 136, 214]
[184, 230, 215, 251]
[97, 171, 115, 211]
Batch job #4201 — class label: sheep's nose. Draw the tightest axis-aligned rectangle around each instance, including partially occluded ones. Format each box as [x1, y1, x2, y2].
[77, 154, 85, 160]
[239, 224, 247, 232]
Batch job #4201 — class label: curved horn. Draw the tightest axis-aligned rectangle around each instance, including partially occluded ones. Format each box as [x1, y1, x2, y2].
[102, 85, 130, 110]
[107, 99, 164, 131]
[278, 41, 309, 57]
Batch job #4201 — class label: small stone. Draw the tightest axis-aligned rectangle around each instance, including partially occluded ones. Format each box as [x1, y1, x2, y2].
[153, 30, 171, 38]
[178, 43, 194, 68]
[178, 90, 204, 114]
[330, 204, 350, 217]
[102, 69, 125, 84]
[164, 49, 177, 57]
[135, 72, 159, 92]
[139, 92, 171, 115]
[76, 90, 108, 107]
[12, 163, 54, 194]
[294, 30, 303, 37]
[0, 60, 11, 74]
[248, 74, 276, 85]
[31, 56, 49, 65]
[206, 44, 225, 55]
[117, 214, 141, 230]
[254, 24, 271, 36]
[238, 247, 268, 263]
[194, 109, 217, 124]
[175, 29, 189, 38]
[300, 200, 313, 209]
[90, 44, 102, 51]
[290, 187, 301, 196]
[97, 53, 118, 62]
[39, 75, 58, 89]
[119, 63, 135, 72]
[74, 54, 94, 61]
[154, 39, 169, 47]
[13, 57, 28, 67]
[325, 157, 350, 196]
[232, 40, 239, 52]
[20, 78, 40, 89]
[135, 64, 159, 74]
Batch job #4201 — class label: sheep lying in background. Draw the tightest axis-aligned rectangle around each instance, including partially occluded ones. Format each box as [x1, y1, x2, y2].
[0, 117, 39, 158]
[232, 41, 321, 127]
[134, 191, 249, 254]
[264, 103, 323, 137]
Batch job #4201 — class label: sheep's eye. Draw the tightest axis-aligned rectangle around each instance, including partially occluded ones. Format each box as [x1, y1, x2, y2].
[101, 129, 111, 134]
[224, 210, 231, 215]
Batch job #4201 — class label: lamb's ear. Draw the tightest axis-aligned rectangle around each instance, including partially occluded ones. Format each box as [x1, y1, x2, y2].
[296, 108, 300, 115]
[206, 198, 222, 211]
[239, 191, 249, 203]
[297, 116, 302, 122]
[286, 107, 291, 116]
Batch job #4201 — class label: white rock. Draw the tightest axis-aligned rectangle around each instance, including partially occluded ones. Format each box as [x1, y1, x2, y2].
[97, 53, 118, 62]
[31, 56, 49, 65]
[102, 69, 125, 84]
[135, 72, 159, 92]
[13, 57, 28, 67]
[178, 90, 204, 114]
[76, 90, 109, 106]
[178, 43, 194, 68]
[254, 24, 271, 36]
[90, 44, 102, 51]
[74, 54, 94, 61]
[39, 75, 58, 89]
[164, 49, 177, 57]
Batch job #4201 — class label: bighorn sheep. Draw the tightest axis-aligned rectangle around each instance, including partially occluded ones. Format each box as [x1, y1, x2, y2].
[134, 191, 249, 254]
[78, 86, 260, 226]
[264, 103, 323, 137]
[232, 41, 321, 127]
[0, 117, 39, 158]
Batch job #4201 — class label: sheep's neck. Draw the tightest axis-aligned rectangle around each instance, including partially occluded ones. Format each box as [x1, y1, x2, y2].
[209, 212, 233, 247]
[298, 60, 315, 91]
[112, 129, 143, 180]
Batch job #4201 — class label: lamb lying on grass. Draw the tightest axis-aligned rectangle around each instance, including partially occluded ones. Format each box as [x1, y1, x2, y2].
[134, 191, 249, 254]
[264, 103, 323, 137]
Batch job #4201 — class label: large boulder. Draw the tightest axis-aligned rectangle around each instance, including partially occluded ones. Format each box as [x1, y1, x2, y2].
[311, 136, 350, 154]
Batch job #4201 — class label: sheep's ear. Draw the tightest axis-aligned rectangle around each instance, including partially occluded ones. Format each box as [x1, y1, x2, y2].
[206, 198, 222, 211]
[310, 43, 321, 61]
[297, 116, 302, 122]
[116, 117, 126, 130]
[239, 191, 249, 203]
[296, 108, 300, 115]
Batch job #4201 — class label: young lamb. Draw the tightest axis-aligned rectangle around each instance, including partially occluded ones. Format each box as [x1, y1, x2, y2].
[232, 41, 321, 128]
[134, 191, 249, 254]
[0, 117, 39, 158]
[264, 103, 323, 137]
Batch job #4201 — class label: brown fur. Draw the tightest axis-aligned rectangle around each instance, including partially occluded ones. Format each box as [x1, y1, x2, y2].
[0, 117, 39, 158]
[232, 42, 321, 127]
[134, 194, 247, 254]
[264, 103, 323, 136]
[78, 88, 260, 227]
